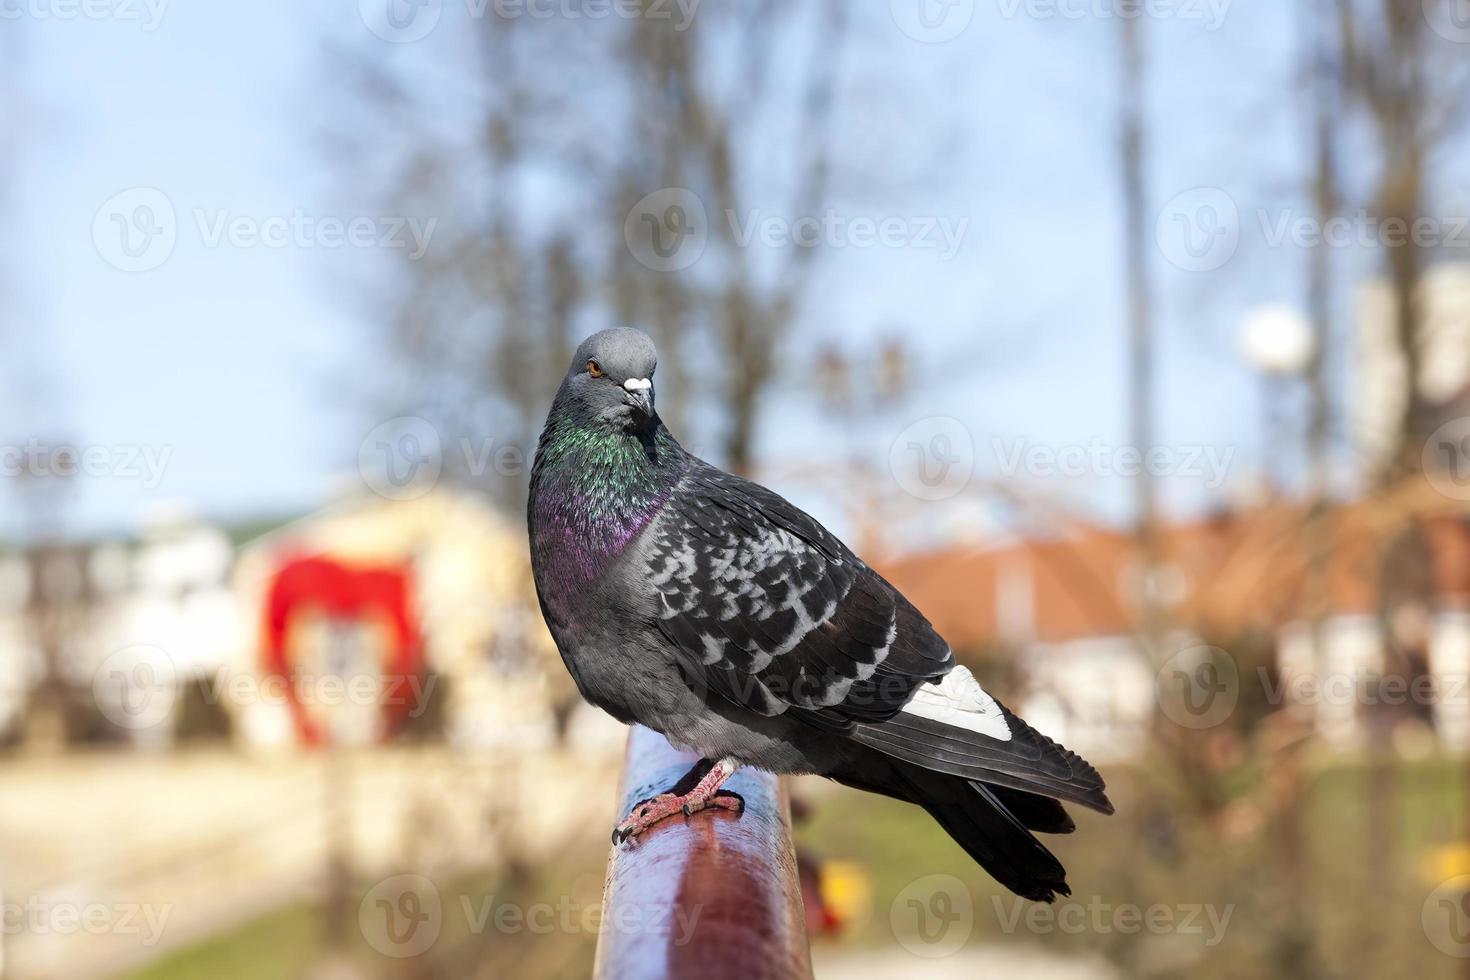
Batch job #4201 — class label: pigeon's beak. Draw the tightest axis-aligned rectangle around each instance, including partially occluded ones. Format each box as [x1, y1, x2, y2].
[622, 377, 654, 418]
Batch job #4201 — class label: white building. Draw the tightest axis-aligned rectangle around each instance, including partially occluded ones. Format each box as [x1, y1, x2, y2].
[1355, 261, 1470, 470]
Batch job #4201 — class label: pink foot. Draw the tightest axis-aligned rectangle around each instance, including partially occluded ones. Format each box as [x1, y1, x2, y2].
[612, 758, 743, 844]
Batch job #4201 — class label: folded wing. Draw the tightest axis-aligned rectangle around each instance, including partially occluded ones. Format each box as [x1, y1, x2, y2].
[643, 461, 1110, 814]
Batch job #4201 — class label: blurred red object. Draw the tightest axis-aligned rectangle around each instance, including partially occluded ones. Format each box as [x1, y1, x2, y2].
[261, 554, 423, 745]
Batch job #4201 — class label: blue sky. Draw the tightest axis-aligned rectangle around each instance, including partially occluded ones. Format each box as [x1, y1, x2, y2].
[3, 0, 1344, 542]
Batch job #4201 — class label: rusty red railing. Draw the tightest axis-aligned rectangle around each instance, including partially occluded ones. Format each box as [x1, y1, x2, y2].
[594, 726, 813, 980]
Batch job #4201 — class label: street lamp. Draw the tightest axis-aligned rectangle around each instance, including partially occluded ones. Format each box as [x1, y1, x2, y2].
[1240, 304, 1316, 377]
[1239, 304, 1314, 492]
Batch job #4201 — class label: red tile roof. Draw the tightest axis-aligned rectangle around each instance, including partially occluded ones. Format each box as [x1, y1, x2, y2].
[877, 486, 1470, 652]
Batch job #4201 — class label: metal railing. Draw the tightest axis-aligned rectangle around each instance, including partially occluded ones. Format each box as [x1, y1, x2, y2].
[594, 726, 813, 980]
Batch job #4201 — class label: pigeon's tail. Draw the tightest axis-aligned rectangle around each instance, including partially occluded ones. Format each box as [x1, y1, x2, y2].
[856, 760, 1074, 902]
[850, 697, 1115, 816]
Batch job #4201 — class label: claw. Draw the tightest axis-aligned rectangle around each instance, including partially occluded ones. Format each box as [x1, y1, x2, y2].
[609, 758, 744, 845]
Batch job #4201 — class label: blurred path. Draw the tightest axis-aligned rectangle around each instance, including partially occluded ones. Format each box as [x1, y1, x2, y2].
[0, 745, 618, 979]
[812, 944, 1119, 979]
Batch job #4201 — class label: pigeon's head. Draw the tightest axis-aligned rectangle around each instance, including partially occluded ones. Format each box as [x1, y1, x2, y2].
[559, 327, 658, 430]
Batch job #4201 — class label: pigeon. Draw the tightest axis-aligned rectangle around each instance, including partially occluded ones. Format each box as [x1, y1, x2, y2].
[528, 327, 1112, 902]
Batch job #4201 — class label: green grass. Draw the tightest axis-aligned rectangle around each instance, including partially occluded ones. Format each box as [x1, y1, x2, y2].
[126, 901, 323, 980]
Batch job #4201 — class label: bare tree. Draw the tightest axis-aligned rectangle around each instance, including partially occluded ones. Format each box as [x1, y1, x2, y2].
[1118, 3, 1158, 647]
[1338, 0, 1470, 479]
[626, 1, 848, 472]
[329, 2, 852, 500]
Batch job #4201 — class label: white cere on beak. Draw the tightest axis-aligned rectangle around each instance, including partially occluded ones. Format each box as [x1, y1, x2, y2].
[623, 378, 652, 392]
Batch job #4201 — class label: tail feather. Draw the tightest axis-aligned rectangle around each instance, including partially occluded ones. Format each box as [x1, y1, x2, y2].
[987, 784, 1076, 835]
[828, 684, 1113, 901]
[895, 764, 1071, 902]
[852, 702, 1114, 815]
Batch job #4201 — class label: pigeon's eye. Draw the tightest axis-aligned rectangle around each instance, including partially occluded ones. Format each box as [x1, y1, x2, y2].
[587, 360, 603, 378]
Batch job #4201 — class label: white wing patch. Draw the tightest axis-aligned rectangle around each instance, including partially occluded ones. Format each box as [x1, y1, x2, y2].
[901, 665, 1011, 742]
